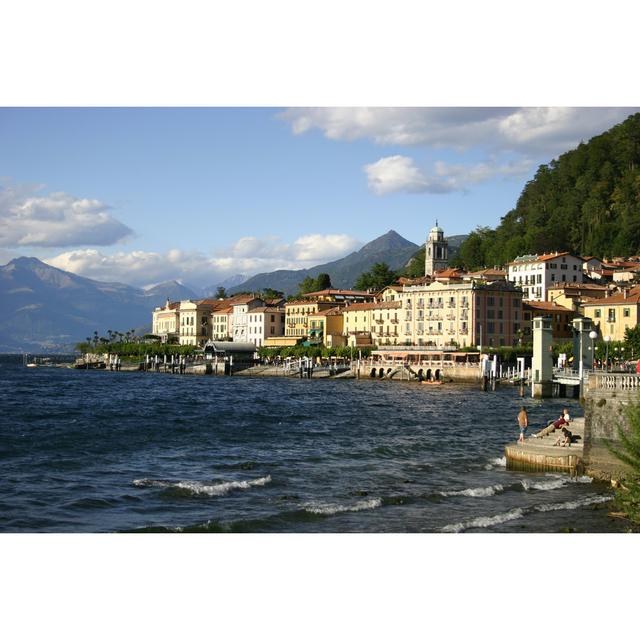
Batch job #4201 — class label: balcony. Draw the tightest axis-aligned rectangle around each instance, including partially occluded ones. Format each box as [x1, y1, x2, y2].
[447, 302, 456, 308]
[446, 313, 456, 320]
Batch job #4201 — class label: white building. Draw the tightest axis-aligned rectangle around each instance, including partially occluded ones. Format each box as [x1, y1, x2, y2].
[246, 306, 286, 347]
[507, 252, 584, 302]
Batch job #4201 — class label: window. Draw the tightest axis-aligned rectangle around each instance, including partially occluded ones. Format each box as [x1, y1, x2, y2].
[537, 274, 542, 283]
[487, 322, 495, 333]
[487, 297, 495, 306]
[608, 309, 616, 323]
[487, 309, 495, 319]
[624, 308, 630, 318]
[594, 309, 601, 318]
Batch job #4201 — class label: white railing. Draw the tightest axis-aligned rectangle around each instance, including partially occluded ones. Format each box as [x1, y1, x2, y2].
[591, 373, 640, 391]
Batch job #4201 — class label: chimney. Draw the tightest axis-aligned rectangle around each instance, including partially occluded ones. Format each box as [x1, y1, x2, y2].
[624, 288, 628, 299]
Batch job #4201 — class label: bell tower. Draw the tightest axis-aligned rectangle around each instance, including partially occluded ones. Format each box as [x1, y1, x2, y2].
[425, 220, 448, 276]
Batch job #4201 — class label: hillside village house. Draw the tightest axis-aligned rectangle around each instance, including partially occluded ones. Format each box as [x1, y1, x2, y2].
[546, 282, 610, 312]
[581, 286, 640, 342]
[508, 252, 584, 301]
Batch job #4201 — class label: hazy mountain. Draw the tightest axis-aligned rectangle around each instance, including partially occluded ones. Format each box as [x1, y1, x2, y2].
[228, 230, 420, 296]
[143, 280, 198, 302]
[0, 258, 198, 353]
[200, 274, 247, 298]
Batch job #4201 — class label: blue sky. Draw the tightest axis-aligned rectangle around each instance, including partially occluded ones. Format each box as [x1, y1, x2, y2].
[1, 107, 638, 288]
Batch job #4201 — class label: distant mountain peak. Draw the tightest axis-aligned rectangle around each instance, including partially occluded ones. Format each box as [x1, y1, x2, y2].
[7, 256, 48, 269]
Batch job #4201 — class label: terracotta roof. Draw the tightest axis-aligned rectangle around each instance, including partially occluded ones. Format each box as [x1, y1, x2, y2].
[300, 289, 375, 298]
[523, 301, 576, 314]
[229, 294, 260, 305]
[342, 301, 402, 312]
[466, 268, 507, 277]
[581, 286, 640, 306]
[308, 306, 344, 317]
[434, 267, 464, 278]
[398, 276, 431, 285]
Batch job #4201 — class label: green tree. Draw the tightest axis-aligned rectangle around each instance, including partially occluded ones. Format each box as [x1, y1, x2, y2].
[354, 262, 397, 292]
[297, 276, 318, 296]
[315, 273, 332, 290]
[261, 287, 284, 299]
[215, 286, 227, 299]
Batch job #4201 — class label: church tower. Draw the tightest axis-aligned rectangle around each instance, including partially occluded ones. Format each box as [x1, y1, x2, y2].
[425, 220, 448, 276]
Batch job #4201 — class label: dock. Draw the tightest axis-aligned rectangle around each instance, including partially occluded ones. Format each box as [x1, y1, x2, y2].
[504, 417, 585, 474]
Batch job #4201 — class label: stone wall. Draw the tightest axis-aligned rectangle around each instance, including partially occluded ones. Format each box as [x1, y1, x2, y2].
[583, 374, 640, 480]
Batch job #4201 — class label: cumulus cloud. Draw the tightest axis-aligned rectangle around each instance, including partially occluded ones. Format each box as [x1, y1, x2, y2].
[365, 155, 534, 195]
[0, 182, 132, 247]
[282, 107, 640, 155]
[45, 233, 362, 287]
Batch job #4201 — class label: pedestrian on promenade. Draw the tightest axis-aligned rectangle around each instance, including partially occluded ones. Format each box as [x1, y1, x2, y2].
[517, 406, 528, 444]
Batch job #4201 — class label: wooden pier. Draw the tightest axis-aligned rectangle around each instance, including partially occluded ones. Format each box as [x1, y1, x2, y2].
[504, 417, 585, 473]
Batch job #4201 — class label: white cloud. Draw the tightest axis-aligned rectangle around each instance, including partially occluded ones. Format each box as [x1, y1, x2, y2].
[45, 233, 362, 287]
[364, 155, 534, 195]
[0, 182, 133, 247]
[282, 107, 640, 155]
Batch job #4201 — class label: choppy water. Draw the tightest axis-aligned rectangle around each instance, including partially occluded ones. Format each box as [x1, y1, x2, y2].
[0, 357, 626, 533]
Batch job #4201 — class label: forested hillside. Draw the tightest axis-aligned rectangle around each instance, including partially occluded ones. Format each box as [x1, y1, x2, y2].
[452, 112, 640, 269]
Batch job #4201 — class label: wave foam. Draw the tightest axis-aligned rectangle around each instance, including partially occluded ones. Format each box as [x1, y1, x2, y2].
[440, 484, 504, 498]
[442, 508, 524, 533]
[132, 475, 272, 496]
[303, 498, 382, 515]
[534, 494, 612, 512]
[484, 456, 506, 470]
[521, 478, 567, 491]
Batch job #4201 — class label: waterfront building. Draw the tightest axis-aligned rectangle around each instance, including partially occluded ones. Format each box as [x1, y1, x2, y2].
[230, 295, 266, 342]
[398, 279, 522, 348]
[284, 300, 341, 339]
[507, 251, 584, 301]
[307, 307, 345, 347]
[546, 282, 610, 312]
[424, 222, 448, 276]
[580, 286, 640, 341]
[211, 305, 233, 341]
[463, 268, 508, 283]
[152, 299, 180, 342]
[521, 301, 577, 342]
[178, 299, 218, 346]
[246, 304, 286, 347]
[378, 285, 403, 302]
[342, 301, 402, 347]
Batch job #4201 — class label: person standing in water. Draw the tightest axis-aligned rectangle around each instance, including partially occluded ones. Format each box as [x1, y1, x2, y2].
[517, 406, 528, 444]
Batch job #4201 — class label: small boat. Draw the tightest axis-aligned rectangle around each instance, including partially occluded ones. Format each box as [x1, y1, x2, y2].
[26, 363, 38, 368]
[421, 380, 443, 385]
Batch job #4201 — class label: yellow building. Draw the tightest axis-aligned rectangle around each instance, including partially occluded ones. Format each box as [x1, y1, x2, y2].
[307, 307, 345, 347]
[342, 301, 402, 347]
[284, 300, 342, 338]
[178, 299, 219, 346]
[581, 287, 640, 341]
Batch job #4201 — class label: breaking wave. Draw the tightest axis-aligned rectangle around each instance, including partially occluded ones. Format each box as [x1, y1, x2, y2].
[442, 508, 525, 533]
[132, 475, 272, 497]
[484, 456, 507, 470]
[303, 498, 382, 515]
[439, 484, 504, 498]
[521, 475, 594, 492]
[534, 495, 612, 512]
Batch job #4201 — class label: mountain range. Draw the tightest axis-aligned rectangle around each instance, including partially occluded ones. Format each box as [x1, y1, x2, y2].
[0, 229, 439, 352]
[228, 230, 420, 296]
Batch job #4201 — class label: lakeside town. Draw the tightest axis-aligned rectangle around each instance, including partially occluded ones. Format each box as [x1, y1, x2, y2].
[147, 223, 640, 364]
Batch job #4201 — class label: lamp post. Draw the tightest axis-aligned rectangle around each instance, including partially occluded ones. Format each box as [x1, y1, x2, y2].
[589, 330, 598, 371]
[604, 335, 611, 372]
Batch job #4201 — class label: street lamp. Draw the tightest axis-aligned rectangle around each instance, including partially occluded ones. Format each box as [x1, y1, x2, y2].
[589, 330, 598, 370]
[604, 335, 612, 372]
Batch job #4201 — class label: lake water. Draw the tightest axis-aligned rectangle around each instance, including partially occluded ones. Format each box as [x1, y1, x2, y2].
[0, 357, 626, 533]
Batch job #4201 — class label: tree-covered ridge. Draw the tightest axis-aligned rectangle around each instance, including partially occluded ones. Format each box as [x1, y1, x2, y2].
[451, 112, 640, 270]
